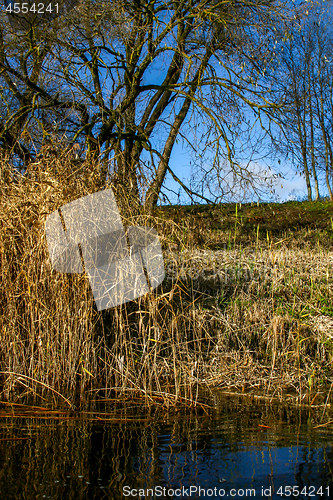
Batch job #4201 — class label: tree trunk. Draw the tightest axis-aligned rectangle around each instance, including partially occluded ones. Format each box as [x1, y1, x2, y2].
[309, 97, 320, 200]
[297, 100, 312, 201]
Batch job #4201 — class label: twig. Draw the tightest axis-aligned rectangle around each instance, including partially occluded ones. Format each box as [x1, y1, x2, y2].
[0, 372, 74, 410]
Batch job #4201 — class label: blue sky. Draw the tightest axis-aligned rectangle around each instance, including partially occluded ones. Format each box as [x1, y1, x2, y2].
[160, 0, 333, 206]
[163, 135, 321, 205]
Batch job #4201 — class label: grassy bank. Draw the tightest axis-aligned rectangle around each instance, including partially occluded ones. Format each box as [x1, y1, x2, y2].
[1, 155, 333, 408]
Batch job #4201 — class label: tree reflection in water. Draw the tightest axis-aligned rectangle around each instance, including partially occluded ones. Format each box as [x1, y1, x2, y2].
[0, 394, 332, 499]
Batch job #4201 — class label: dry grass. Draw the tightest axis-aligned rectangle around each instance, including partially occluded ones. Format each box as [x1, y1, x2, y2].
[1, 152, 333, 408]
[164, 246, 333, 400]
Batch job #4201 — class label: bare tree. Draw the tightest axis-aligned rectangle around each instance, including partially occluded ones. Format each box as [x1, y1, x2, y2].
[0, 0, 292, 212]
[311, 7, 333, 201]
[273, 0, 333, 202]
[273, 12, 315, 201]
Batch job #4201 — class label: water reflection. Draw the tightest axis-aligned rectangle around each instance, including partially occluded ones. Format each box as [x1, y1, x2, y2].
[0, 394, 332, 499]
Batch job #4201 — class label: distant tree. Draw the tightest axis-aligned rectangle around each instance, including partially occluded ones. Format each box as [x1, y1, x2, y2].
[273, 0, 333, 201]
[0, 0, 292, 212]
[310, 8, 333, 201]
[273, 12, 316, 201]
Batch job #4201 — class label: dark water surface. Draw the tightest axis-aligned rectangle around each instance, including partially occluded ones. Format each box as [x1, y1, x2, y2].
[0, 393, 332, 499]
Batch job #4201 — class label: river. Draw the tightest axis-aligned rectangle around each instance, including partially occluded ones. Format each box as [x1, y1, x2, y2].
[0, 392, 332, 499]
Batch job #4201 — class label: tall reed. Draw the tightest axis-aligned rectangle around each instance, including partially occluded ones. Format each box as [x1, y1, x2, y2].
[1, 151, 333, 407]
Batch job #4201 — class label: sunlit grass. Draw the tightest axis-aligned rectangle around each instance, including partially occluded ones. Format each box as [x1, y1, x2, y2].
[1, 152, 333, 408]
